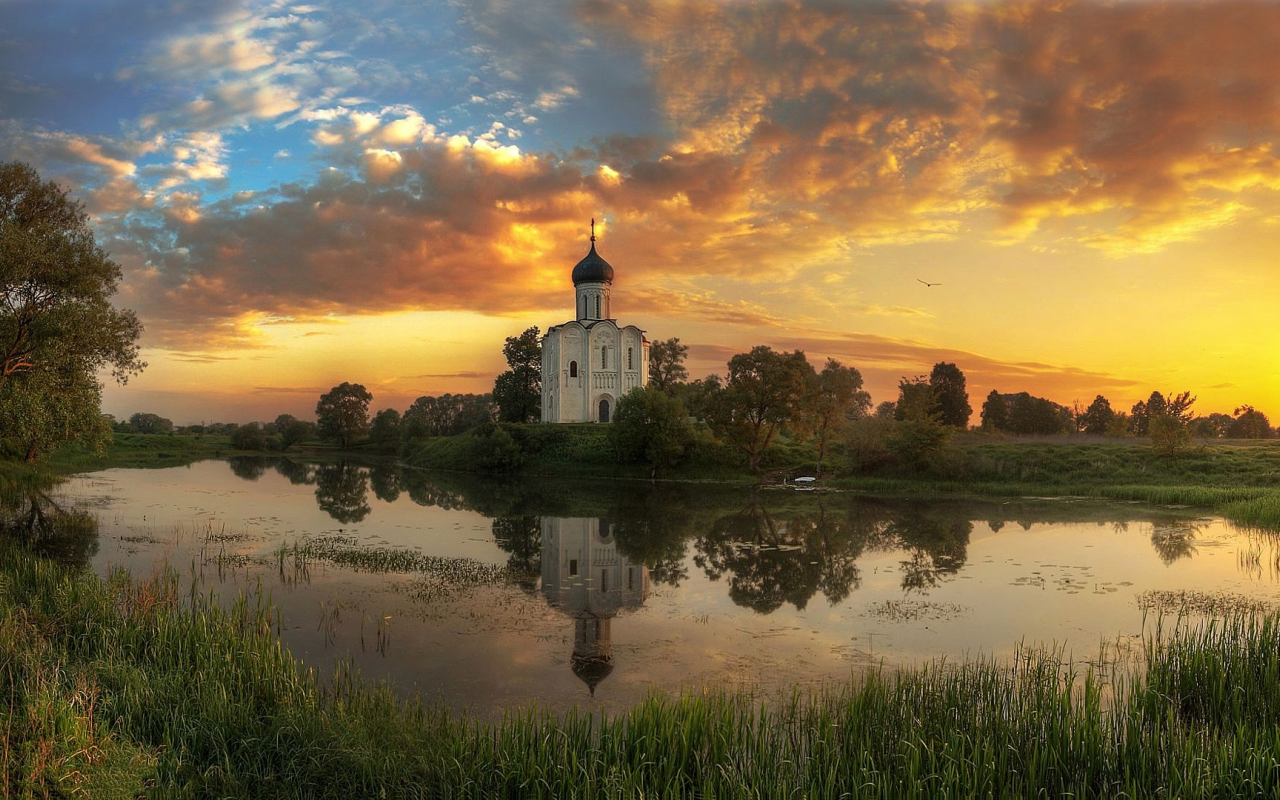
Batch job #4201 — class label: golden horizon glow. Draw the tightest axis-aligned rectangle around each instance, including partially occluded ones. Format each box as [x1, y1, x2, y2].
[7, 0, 1278, 425]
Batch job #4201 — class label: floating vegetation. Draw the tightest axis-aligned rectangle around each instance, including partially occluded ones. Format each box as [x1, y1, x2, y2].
[1137, 589, 1275, 617]
[291, 535, 514, 600]
[863, 599, 969, 622]
[204, 530, 251, 544]
[118, 534, 163, 544]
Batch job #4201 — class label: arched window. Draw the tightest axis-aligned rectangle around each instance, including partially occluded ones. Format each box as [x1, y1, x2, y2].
[569, 361, 578, 378]
[595, 295, 601, 318]
[601, 345, 608, 368]
[627, 347, 633, 370]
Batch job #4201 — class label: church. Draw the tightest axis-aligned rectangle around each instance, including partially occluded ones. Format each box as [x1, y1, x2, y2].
[541, 223, 649, 423]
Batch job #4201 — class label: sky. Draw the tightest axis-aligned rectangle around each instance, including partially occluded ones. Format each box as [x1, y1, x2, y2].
[3, 0, 1279, 425]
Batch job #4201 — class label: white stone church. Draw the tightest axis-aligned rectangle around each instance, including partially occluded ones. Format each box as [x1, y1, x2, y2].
[541, 223, 649, 423]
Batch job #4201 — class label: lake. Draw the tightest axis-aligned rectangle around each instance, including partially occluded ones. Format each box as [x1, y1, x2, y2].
[51, 458, 1280, 719]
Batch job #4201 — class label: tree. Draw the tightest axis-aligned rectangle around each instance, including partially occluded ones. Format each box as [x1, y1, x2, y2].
[0, 368, 109, 462]
[0, 161, 144, 459]
[980, 390, 1008, 432]
[274, 413, 314, 451]
[928, 362, 971, 428]
[648, 337, 689, 393]
[128, 412, 174, 435]
[1078, 395, 1115, 435]
[701, 346, 815, 470]
[402, 393, 495, 440]
[1130, 391, 1167, 437]
[608, 386, 695, 477]
[1229, 406, 1274, 439]
[368, 408, 402, 452]
[493, 326, 541, 423]
[887, 377, 949, 469]
[1004, 392, 1071, 435]
[1149, 391, 1196, 456]
[798, 359, 871, 475]
[230, 422, 269, 451]
[1192, 413, 1234, 439]
[315, 382, 372, 449]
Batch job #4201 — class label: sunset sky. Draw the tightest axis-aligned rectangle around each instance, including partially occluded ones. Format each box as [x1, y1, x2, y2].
[3, 0, 1279, 424]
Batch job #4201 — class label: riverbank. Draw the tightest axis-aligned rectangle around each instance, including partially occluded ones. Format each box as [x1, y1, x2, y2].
[4, 536, 1280, 796]
[403, 424, 1280, 528]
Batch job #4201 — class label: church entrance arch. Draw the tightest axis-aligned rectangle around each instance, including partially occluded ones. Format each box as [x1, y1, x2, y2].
[598, 397, 611, 423]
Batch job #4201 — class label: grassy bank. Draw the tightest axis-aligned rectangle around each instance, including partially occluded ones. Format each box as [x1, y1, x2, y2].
[404, 424, 1280, 528]
[5, 539, 1280, 797]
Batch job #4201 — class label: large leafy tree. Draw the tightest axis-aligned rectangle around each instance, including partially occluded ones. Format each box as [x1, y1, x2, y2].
[980, 389, 1008, 431]
[798, 359, 871, 476]
[1129, 391, 1167, 436]
[991, 392, 1072, 435]
[1229, 406, 1274, 439]
[129, 412, 173, 434]
[1149, 391, 1196, 455]
[702, 346, 814, 470]
[648, 337, 689, 393]
[928, 362, 971, 428]
[367, 408, 402, 452]
[274, 413, 315, 451]
[1078, 395, 1115, 435]
[888, 376, 949, 469]
[315, 382, 372, 449]
[0, 161, 144, 459]
[493, 326, 541, 423]
[0, 367, 109, 461]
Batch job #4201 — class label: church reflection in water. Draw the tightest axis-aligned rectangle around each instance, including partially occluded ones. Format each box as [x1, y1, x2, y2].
[541, 517, 649, 695]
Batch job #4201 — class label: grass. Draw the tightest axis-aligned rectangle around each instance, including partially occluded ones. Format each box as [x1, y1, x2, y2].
[48, 432, 238, 471]
[7, 534, 1280, 796]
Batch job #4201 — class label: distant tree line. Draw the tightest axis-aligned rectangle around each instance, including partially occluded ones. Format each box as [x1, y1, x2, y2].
[109, 324, 1278, 478]
[978, 388, 1275, 443]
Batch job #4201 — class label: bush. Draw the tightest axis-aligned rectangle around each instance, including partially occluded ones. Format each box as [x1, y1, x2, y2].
[1150, 414, 1192, 456]
[843, 417, 894, 472]
[470, 424, 524, 472]
[608, 387, 695, 476]
[230, 423, 269, 452]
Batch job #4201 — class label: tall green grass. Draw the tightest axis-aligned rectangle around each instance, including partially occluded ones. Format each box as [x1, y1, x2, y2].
[8, 536, 1280, 796]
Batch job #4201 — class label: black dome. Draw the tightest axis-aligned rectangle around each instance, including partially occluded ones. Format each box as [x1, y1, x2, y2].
[571, 653, 615, 695]
[571, 242, 614, 285]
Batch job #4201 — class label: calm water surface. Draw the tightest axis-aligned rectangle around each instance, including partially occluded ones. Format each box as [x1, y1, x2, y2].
[52, 458, 1280, 718]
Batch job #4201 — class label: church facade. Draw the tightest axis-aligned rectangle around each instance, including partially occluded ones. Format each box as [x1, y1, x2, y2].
[541, 226, 649, 423]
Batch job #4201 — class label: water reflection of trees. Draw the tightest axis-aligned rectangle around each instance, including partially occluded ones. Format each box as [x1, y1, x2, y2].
[607, 488, 696, 587]
[492, 515, 541, 590]
[691, 499, 975, 610]
[209, 462, 1238, 608]
[884, 509, 973, 593]
[227, 456, 269, 481]
[368, 463, 401, 503]
[314, 462, 371, 524]
[1149, 522, 1201, 565]
[274, 459, 316, 486]
[1, 477, 98, 568]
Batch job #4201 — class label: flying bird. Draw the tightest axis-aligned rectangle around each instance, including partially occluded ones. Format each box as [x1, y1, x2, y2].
[917, 279, 941, 287]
